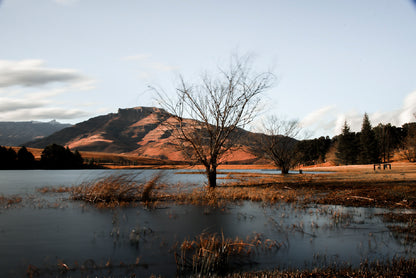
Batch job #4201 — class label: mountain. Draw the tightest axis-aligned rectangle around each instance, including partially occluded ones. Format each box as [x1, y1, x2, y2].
[0, 120, 72, 147]
[24, 107, 262, 163]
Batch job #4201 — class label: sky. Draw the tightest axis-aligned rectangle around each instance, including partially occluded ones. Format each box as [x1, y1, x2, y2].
[1, 0, 416, 137]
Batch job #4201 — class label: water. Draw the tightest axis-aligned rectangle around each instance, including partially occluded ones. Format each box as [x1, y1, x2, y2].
[0, 170, 414, 277]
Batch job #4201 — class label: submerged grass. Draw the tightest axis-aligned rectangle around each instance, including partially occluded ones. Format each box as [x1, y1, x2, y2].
[70, 173, 163, 208]
[216, 257, 416, 278]
[25, 257, 416, 277]
[0, 195, 22, 207]
[174, 232, 281, 276]
[377, 212, 416, 243]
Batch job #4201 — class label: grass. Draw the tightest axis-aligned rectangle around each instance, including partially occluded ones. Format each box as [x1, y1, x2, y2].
[0, 195, 23, 207]
[215, 258, 416, 278]
[174, 232, 280, 276]
[25, 256, 416, 277]
[376, 212, 416, 243]
[70, 173, 163, 208]
[39, 166, 416, 209]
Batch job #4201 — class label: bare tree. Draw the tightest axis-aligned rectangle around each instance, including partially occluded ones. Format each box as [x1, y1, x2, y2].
[157, 55, 274, 188]
[256, 116, 301, 174]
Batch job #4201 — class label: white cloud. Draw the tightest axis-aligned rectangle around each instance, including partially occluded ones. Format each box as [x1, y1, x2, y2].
[300, 105, 336, 127]
[0, 107, 89, 121]
[0, 97, 47, 113]
[0, 59, 94, 88]
[0, 59, 95, 122]
[399, 90, 416, 124]
[304, 90, 416, 137]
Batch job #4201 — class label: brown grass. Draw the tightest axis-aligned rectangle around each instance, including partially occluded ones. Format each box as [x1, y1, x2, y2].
[70, 173, 163, 208]
[0, 195, 23, 207]
[174, 232, 280, 275]
[37, 186, 72, 193]
[376, 212, 416, 243]
[42, 164, 416, 209]
[217, 258, 416, 278]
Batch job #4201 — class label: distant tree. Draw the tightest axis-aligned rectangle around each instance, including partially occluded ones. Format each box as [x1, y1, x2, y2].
[256, 117, 302, 174]
[0, 146, 8, 169]
[17, 146, 35, 169]
[296, 136, 332, 165]
[157, 54, 274, 187]
[402, 119, 416, 162]
[41, 144, 84, 169]
[0, 146, 17, 169]
[72, 150, 84, 168]
[358, 113, 379, 164]
[373, 123, 402, 163]
[335, 121, 359, 165]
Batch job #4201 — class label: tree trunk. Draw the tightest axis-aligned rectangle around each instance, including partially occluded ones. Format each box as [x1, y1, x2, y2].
[281, 166, 289, 175]
[207, 168, 217, 188]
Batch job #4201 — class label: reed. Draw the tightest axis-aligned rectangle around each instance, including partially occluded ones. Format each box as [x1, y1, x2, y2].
[217, 258, 416, 277]
[175, 232, 280, 275]
[70, 173, 162, 207]
[0, 195, 23, 207]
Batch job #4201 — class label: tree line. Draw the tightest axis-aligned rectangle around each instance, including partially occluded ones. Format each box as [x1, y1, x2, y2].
[0, 144, 84, 169]
[293, 113, 416, 166]
[334, 113, 416, 165]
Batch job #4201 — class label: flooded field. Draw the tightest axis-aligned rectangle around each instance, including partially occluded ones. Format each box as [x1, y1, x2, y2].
[0, 170, 415, 277]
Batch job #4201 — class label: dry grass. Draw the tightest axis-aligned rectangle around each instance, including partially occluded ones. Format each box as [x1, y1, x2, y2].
[0, 195, 23, 207]
[70, 173, 163, 208]
[376, 212, 416, 243]
[215, 258, 416, 278]
[37, 186, 72, 193]
[26, 257, 144, 278]
[42, 167, 416, 210]
[174, 232, 280, 275]
[36, 162, 416, 210]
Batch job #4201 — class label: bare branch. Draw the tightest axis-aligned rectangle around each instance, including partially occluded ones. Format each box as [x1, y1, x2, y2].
[255, 116, 302, 174]
[154, 54, 275, 187]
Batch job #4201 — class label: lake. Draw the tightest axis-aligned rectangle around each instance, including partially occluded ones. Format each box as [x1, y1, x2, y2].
[0, 169, 414, 277]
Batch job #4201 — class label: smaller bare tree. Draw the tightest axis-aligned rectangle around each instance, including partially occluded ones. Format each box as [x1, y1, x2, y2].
[156, 55, 274, 187]
[256, 116, 302, 174]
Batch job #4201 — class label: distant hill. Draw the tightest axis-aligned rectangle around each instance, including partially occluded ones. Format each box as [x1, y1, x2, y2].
[25, 107, 265, 163]
[0, 120, 72, 147]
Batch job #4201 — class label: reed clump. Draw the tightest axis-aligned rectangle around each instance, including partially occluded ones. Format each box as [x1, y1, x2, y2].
[175, 232, 280, 275]
[70, 173, 163, 208]
[37, 186, 72, 193]
[377, 212, 416, 243]
[0, 195, 23, 207]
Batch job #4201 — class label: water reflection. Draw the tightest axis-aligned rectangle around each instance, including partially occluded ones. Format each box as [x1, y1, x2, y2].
[0, 170, 414, 277]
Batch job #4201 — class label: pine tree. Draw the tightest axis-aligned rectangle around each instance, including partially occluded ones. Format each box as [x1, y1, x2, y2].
[336, 121, 359, 165]
[358, 113, 379, 164]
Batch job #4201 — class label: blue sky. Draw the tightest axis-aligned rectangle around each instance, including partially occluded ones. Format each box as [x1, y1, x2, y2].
[0, 0, 415, 137]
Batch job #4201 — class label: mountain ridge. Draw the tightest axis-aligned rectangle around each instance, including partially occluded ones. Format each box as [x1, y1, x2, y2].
[24, 106, 263, 163]
[0, 120, 72, 146]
